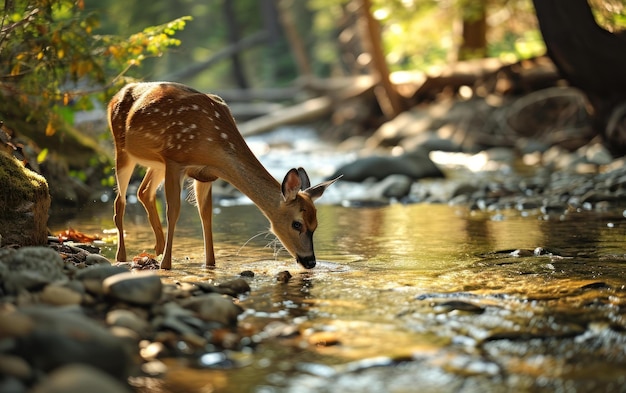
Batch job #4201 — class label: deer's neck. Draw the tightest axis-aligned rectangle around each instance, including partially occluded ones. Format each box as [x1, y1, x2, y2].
[219, 147, 282, 219]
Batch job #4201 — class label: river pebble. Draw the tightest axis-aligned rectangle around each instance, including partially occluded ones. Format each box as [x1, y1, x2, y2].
[39, 284, 83, 305]
[0, 239, 252, 392]
[106, 309, 151, 335]
[30, 364, 133, 393]
[178, 293, 243, 327]
[102, 271, 163, 305]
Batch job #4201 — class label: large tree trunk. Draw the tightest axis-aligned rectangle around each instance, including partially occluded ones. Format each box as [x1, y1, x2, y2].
[532, 0, 626, 155]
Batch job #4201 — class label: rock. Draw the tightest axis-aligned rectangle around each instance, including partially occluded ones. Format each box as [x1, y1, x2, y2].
[0, 247, 66, 294]
[0, 376, 27, 393]
[0, 353, 32, 379]
[239, 270, 255, 278]
[0, 307, 34, 338]
[11, 306, 132, 379]
[103, 271, 163, 306]
[106, 309, 150, 335]
[85, 253, 112, 266]
[39, 284, 82, 306]
[157, 302, 204, 334]
[276, 271, 292, 283]
[75, 265, 130, 295]
[0, 151, 50, 246]
[369, 174, 414, 199]
[329, 148, 443, 182]
[178, 293, 243, 327]
[580, 142, 613, 166]
[30, 364, 132, 393]
[217, 278, 251, 295]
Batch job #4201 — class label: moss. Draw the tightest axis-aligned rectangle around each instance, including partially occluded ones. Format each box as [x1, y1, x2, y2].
[0, 151, 49, 215]
[0, 150, 50, 245]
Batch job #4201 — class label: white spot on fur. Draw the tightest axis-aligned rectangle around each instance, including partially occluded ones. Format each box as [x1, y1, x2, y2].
[220, 132, 228, 139]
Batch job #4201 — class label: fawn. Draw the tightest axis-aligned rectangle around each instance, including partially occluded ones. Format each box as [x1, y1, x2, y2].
[108, 82, 339, 269]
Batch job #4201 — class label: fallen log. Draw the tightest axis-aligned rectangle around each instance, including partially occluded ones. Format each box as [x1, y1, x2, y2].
[237, 96, 333, 136]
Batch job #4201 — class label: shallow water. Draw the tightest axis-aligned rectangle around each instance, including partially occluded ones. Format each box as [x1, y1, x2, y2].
[51, 199, 626, 392]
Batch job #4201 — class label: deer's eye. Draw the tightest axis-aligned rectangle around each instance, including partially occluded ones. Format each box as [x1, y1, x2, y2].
[292, 221, 303, 231]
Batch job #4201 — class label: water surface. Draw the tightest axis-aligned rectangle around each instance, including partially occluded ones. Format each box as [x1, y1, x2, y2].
[51, 201, 626, 392]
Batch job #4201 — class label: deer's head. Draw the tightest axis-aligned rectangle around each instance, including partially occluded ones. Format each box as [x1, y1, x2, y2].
[271, 168, 339, 268]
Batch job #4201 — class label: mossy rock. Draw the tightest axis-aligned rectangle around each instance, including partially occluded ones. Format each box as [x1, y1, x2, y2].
[0, 151, 50, 246]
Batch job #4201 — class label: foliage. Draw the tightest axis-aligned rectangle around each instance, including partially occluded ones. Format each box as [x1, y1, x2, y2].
[0, 0, 190, 136]
[589, 0, 626, 32]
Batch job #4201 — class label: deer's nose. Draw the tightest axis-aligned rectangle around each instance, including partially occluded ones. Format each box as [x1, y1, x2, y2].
[297, 254, 316, 269]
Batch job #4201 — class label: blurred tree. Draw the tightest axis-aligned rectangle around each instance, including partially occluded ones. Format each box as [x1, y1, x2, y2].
[458, 0, 487, 60]
[0, 0, 189, 140]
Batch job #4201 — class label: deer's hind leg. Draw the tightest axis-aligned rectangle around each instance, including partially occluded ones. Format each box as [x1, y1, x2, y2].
[137, 167, 166, 257]
[113, 151, 135, 262]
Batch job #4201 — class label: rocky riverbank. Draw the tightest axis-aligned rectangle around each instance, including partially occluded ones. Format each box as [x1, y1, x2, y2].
[0, 244, 252, 393]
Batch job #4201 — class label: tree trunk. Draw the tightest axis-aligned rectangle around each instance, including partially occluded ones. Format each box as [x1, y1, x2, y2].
[532, 0, 626, 155]
[223, 0, 249, 89]
[276, 0, 313, 77]
[458, 2, 487, 60]
[358, 0, 406, 118]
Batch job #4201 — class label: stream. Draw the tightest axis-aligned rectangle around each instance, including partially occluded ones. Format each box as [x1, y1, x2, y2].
[50, 198, 626, 392]
[48, 128, 626, 392]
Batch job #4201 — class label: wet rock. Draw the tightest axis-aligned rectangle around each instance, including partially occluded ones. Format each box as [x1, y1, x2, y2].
[30, 364, 133, 393]
[307, 331, 342, 347]
[239, 270, 255, 278]
[434, 301, 485, 314]
[276, 270, 292, 283]
[580, 282, 610, 290]
[178, 293, 243, 327]
[217, 278, 251, 296]
[103, 271, 163, 306]
[10, 306, 132, 379]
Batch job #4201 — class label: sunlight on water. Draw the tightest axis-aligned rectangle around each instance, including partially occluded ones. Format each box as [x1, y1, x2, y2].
[50, 200, 626, 392]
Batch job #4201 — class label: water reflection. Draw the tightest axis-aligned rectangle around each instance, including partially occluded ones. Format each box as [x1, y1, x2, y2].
[50, 201, 626, 392]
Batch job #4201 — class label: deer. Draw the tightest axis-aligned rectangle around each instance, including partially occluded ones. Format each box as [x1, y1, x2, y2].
[108, 82, 340, 270]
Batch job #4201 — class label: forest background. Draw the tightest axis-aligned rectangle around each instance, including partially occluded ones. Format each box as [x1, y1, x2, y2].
[0, 0, 625, 203]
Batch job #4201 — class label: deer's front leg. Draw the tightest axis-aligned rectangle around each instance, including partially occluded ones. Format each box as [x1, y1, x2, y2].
[160, 162, 183, 270]
[137, 167, 166, 256]
[194, 180, 216, 267]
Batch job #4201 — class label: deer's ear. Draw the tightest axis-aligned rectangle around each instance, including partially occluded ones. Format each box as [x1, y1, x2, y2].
[281, 168, 302, 202]
[297, 167, 311, 190]
[304, 175, 342, 202]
